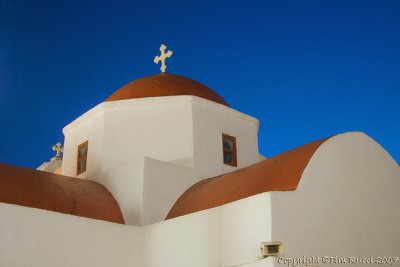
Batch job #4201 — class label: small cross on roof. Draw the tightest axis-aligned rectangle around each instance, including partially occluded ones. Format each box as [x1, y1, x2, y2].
[52, 142, 64, 158]
[154, 44, 173, 73]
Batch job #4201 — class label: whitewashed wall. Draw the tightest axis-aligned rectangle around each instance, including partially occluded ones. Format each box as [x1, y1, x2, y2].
[3, 133, 398, 267]
[0, 203, 143, 267]
[101, 157, 145, 225]
[101, 156, 194, 225]
[63, 95, 259, 182]
[62, 97, 194, 179]
[142, 157, 195, 225]
[62, 96, 260, 227]
[62, 109, 105, 178]
[143, 193, 272, 267]
[271, 132, 400, 266]
[192, 97, 259, 179]
[101, 97, 195, 172]
[0, 193, 273, 267]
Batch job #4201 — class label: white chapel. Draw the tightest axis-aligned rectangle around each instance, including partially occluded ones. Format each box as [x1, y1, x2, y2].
[1, 45, 399, 267]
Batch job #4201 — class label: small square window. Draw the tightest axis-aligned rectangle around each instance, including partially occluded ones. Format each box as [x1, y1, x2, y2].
[222, 134, 237, 167]
[77, 141, 88, 175]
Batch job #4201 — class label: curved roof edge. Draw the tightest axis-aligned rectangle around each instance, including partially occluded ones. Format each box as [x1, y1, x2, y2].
[166, 136, 329, 220]
[0, 163, 124, 224]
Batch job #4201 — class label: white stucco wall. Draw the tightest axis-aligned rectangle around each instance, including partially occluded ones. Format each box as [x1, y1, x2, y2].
[102, 97, 195, 172]
[61, 96, 260, 227]
[192, 97, 259, 179]
[102, 157, 194, 226]
[0, 193, 272, 267]
[62, 96, 259, 182]
[4, 132, 398, 267]
[142, 157, 195, 225]
[270, 132, 400, 266]
[62, 97, 194, 179]
[101, 157, 145, 225]
[0, 203, 143, 267]
[143, 193, 272, 267]
[62, 109, 105, 178]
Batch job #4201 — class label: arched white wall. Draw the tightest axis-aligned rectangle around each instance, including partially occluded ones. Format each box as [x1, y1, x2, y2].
[271, 132, 400, 265]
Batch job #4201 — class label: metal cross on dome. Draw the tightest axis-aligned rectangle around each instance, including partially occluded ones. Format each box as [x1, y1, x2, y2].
[154, 44, 173, 73]
[52, 142, 64, 158]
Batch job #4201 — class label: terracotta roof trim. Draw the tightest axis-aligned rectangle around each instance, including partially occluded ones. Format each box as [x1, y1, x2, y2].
[166, 137, 329, 220]
[0, 163, 125, 224]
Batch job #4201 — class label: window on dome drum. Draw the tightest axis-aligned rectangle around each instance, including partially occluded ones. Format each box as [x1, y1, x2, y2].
[77, 141, 88, 175]
[222, 134, 237, 167]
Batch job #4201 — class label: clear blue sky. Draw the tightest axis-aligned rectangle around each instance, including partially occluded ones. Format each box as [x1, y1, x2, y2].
[1, 0, 399, 168]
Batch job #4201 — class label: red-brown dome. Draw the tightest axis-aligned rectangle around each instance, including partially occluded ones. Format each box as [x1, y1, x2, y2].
[105, 73, 229, 106]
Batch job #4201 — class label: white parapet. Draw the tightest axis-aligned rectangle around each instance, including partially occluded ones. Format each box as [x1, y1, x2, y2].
[0, 192, 273, 267]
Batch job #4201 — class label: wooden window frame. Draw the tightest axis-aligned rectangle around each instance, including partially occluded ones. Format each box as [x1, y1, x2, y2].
[76, 141, 89, 175]
[222, 134, 237, 167]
